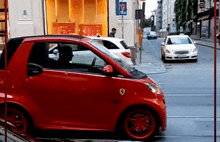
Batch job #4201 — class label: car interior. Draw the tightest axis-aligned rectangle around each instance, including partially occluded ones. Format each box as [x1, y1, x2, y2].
[28, 42, 107, 75]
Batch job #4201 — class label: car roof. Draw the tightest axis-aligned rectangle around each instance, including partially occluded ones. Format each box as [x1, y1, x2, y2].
[167, 35, 190, 38]
[8, 35, 85, 42]
[87, 36, 124, 42]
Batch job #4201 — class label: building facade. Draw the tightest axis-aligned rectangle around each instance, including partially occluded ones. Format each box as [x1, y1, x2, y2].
[8, 0, 139, 47]
[162, 0, 176, 33]
[195, 0, 216, 39]
[156, 0, 162, 33]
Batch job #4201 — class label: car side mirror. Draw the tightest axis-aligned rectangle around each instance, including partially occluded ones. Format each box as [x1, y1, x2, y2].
[28, 63, 43, 76]
[161, 42, 165, 46]
[53, 49, 59, 54]
[103, 65, 114, 74]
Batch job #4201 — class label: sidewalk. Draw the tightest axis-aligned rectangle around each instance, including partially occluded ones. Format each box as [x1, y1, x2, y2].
[134, 40, 166, 75]
[191, 35, 220, 50]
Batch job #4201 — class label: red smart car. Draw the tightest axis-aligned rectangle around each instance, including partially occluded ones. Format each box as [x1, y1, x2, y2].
[0, 35, 166, 140]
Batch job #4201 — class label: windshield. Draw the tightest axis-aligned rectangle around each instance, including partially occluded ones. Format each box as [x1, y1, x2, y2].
[167, 37, 192, 45]
[150, 32, 156, 35]
[89, 40, 147, 79]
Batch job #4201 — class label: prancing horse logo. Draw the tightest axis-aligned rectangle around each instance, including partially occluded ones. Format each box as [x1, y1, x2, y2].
[120, 89, 125, 96]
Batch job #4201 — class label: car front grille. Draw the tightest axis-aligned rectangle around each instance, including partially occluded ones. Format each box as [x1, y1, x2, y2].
[175, 51, 189, 54]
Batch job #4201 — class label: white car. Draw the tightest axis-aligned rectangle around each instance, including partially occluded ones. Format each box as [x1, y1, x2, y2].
[88, 36, 133, 65]
[161, 35, 198, 62]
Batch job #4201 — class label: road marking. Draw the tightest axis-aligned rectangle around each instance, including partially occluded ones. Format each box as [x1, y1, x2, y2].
[165, 94, 219, 97]
[167, 116, 220, 118]
[154, 135, 220, 138]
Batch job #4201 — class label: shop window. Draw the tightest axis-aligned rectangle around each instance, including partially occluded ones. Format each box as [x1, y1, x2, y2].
[46, 0, 108, 37]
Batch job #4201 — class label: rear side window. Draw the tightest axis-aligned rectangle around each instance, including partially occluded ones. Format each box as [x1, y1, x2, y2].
[0, 38, 24, 69]
[120, 41, 129, 49]
[103, 40, 119, 49]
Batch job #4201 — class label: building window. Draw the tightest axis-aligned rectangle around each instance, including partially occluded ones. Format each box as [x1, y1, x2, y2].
[46, 0, 108, 36]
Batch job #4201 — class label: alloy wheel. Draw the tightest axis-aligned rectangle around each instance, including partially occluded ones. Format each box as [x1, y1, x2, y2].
[0, 108, 27, 132]
[124, 109, 156, 140]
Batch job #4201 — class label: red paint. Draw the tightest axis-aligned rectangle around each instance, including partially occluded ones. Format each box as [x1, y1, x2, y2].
[0, 36, 166, 139]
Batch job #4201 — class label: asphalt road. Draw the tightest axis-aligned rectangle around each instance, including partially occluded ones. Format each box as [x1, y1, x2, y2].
[35, 38, 220, 142]
[145, 38, 220, 141]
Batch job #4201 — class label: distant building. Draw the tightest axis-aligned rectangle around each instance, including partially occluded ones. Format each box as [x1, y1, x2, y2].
[156, 0, 162, 33]
[162, 0, 176, 33]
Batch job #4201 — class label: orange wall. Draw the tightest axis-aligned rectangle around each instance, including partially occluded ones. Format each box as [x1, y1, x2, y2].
[46, 0, 56, 34]
[69, 0, 84, 34]
[84, 0, 96, 24]
[97, 0, 107, 36]
[0, 1, 4, 9]
[57, 0, 69, 23]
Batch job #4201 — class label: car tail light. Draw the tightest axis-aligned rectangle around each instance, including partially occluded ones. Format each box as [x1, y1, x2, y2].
[121, 52, 131, 58]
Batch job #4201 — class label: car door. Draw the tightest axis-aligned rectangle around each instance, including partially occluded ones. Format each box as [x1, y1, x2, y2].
[26, 41, 122, 130]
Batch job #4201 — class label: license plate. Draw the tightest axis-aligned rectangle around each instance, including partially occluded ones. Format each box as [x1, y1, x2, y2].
[177, 55, 187, 58]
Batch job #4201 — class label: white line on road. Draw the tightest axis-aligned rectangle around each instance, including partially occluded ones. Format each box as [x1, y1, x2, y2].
[165, 94, 219, 97]
[167, 116, 220, 118]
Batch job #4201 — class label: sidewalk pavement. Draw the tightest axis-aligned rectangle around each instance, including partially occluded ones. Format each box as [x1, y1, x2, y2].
[134, 40, 167, 75]
[190, 35, 220, 50]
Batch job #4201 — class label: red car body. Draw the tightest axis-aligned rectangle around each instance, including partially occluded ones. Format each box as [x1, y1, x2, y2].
[0, 35, 166, 140]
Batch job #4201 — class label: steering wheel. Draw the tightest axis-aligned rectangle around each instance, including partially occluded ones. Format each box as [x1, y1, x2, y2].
[90, 57, 97, 71]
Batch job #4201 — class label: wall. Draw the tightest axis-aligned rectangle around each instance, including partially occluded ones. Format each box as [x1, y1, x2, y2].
[8, 0, 44, 38]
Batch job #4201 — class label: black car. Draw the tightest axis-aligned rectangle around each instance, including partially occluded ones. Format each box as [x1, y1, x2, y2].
[147, 31, 157, 39]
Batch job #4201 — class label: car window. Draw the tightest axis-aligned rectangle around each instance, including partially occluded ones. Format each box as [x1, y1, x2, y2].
[102, 40, 119, 49]
[0, 38, 24, 70]
[120, 41, 129, 49]
[28, 42, 107, 75]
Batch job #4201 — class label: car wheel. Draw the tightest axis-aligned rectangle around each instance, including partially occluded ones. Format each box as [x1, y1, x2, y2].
[0, 107, 33, 133]
[122, 109, 157, 140]
[161, 51, 166, 61]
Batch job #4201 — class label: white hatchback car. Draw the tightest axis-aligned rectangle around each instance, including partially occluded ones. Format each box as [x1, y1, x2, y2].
[88, 36, 133, 65]
[161, 35, 198, 62]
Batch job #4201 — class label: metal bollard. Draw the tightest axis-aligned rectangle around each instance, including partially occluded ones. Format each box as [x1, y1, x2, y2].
[130, 46, 137, 65]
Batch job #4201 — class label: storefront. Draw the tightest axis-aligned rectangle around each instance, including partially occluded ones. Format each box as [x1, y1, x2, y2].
[46, 0, 108, 37]
[8, 0, 138, 47]
[0, 0, 8, 47]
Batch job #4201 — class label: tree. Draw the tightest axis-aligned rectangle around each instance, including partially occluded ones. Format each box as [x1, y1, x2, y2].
[174, 0, 198, 32]
[144, 17, 152, 27]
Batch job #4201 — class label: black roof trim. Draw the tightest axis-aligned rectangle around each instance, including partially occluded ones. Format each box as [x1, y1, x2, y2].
[9, 35, 85, 41]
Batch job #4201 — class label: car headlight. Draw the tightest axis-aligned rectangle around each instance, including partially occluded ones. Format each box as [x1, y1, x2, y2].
[145, 83, 162, 94]
[165, 49, 170, 53]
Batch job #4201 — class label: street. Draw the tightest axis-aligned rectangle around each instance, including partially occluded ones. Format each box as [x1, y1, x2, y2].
[145, 38, 220, 142]
[35, 38, 220, 142]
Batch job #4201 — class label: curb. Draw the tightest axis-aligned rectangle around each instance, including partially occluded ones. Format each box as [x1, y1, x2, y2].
[195, 43, 220, 50]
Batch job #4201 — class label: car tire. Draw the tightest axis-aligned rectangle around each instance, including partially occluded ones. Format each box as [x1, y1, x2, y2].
[0, 105, 34, 134]
[120, 108, 158, 140]
[161, 51, 165, 61]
